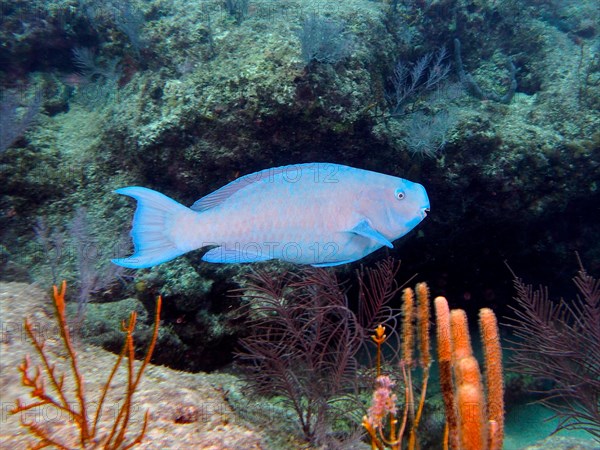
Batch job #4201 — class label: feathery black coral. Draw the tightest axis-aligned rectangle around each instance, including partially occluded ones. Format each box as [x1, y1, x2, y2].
[508, 261, 600, 441]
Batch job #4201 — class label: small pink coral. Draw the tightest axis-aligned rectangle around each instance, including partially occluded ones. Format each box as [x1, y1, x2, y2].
[367, 375, 398, 428]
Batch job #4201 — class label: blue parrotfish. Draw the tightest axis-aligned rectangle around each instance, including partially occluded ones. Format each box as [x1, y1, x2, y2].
[112, 163, 430, 268]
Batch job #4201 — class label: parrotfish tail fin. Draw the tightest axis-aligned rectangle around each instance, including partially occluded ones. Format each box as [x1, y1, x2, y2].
[112, 187, 195, 269]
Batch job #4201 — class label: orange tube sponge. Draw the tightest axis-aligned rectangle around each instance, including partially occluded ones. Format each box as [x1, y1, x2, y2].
[435, 297, 452, 363]
[402, 287, 415, 367]
[479, 308, 504, 450]
[450, 309, 473, 361]
[435, 297, 459, 449]
[455, 356, 487, 450]
[416, 282, 431, 368]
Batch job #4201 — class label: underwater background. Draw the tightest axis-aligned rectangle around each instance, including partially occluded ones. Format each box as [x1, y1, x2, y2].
[0, 0, 599, 448]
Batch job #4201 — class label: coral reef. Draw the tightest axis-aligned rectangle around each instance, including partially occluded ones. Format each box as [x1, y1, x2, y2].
[0, 282, 272, 448]
[0, 2, 598, 447]
[11, 281, 161, 448]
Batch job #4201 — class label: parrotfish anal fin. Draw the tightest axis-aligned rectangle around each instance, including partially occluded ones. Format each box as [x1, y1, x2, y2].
[350, 220, 393, 248]
[201, 247, 273, 263]
[190, 163, 338, 212]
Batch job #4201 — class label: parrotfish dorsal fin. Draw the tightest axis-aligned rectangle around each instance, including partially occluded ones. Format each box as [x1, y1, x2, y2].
[191, 164, 306, 212]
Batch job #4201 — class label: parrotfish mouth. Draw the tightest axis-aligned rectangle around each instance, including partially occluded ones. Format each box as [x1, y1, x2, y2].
[422, 207, 430, 219]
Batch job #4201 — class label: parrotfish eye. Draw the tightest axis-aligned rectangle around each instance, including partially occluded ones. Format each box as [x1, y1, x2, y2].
[395, 189, 405, 200]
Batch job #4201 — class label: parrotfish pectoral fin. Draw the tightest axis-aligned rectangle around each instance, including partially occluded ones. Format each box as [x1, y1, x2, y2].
[350, 220, 394, 248]
[112, 187, 194, 269]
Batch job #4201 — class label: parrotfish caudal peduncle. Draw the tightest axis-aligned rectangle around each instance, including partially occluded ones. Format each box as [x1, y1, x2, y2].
[112, 163, 430, 268]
